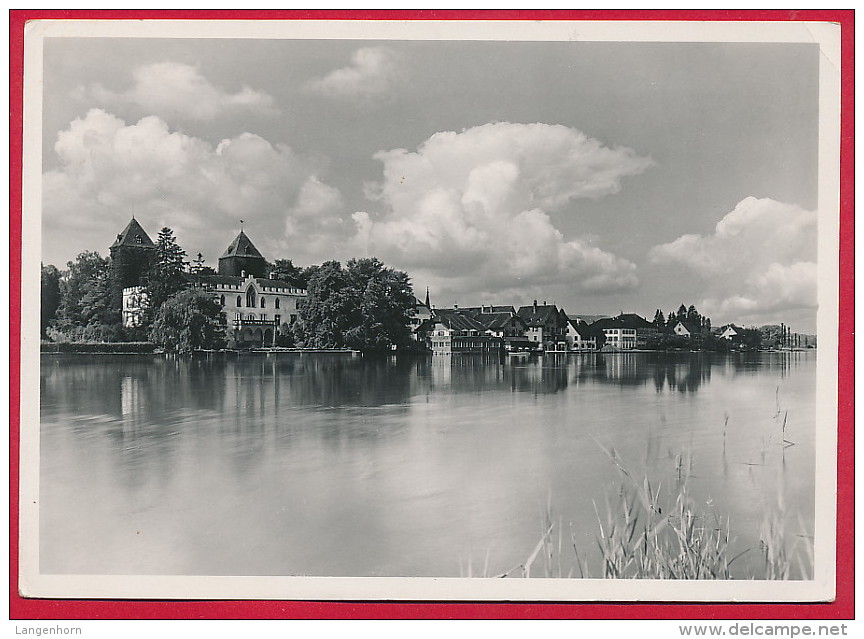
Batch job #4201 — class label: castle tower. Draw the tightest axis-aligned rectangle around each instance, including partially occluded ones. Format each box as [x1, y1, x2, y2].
[218, 230, 267, 278]
[110, 217, 156, 288]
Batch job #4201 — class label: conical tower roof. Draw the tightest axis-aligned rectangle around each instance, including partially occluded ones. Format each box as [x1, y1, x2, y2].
[220, 230, 264, 260]
[111, 217, 155, 248]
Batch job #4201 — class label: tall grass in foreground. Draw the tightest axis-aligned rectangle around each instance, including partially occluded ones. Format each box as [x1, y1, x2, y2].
[472, 445, 814, 580]
[589, 444, 742, 579]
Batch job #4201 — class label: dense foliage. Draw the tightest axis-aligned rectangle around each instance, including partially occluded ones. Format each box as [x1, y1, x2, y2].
[292, 258, 415, 352]
[654, 304, 712, 332]
[644, 332, 734, 352]
[267, 259, 315, 289]
[51, 251, 123, 342]
[149, 288, 226, 353]
[40, 264, 61, 339]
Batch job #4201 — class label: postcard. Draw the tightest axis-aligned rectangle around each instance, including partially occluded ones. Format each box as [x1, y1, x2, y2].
[17, 15, 843, 604]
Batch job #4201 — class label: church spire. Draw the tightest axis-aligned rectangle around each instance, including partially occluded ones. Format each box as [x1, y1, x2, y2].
[424, 286, 431, 309]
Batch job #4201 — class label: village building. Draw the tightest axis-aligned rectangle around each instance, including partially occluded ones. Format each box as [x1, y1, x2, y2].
[591, 313, 658, 350]
[717, 324, 745, 341]
[671, 320, 701, 338]
[516, 301, 569, 352]
[564, 319, 604, 352]
[471, 311, 532, 352]
[420, 309, 503, 354]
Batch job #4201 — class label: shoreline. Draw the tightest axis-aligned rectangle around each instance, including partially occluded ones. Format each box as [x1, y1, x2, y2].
[40, 344, 814, 356]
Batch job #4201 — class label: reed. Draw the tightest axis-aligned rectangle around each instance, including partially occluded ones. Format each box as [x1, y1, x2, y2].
[586, 443, 742, 579]
[482, 403, 813, 580]
[495, 444, 813, 580]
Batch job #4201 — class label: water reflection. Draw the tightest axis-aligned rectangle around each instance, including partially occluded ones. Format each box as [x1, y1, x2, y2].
[39, 351, 817, 577]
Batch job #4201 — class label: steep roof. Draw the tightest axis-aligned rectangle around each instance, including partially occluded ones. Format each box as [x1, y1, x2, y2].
[719, 324, 744, 334]
[433, 309, 487, 331]
[111, 218, 155, 249]
[591, 313, 654, 330]
[567, 319, 600, 339]
[474, 312, 525, 331]
[516, 304, 560, 327]
[220, 231, 265, 260]
[674, 321, 700, 334]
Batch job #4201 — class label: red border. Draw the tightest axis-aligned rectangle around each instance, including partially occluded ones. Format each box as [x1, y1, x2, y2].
[9, 9, 854, 620]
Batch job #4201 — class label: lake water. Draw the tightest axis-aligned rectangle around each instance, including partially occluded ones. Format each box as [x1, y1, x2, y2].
[39, 351, 815, 578]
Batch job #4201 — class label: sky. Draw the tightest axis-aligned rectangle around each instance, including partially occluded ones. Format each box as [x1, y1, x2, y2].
[39, 36, 821, 332]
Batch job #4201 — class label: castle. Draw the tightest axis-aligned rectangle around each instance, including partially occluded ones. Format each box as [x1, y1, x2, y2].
[111, 219, 307, 347]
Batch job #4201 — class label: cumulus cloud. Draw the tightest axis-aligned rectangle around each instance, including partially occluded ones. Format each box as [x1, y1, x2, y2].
[304, 47, 400, 100]
[350, 122, 652, 300]
[43, 109, 346, 266]
[85, 62, 277, 120]
[650, 197, 817, 324]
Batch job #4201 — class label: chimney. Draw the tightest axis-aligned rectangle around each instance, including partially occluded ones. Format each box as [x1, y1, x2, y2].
[533, 299, 538, 311]
[241, 270, 246, 278]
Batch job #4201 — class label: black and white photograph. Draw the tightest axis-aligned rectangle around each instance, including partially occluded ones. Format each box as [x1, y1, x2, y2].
[20, 18, 840, 602]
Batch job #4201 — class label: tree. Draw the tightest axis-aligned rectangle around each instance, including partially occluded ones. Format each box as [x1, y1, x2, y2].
[686, 304, 700, 325]
[267, 259, 312, 288]
[292, 261, 354, 348]
[652, 309, 665, 329]
[292, 257, 415, 352]
[676, 304, 688, 322]
[759, 325, 781, 348]
[40, 264, 61, 339]
[344, 258, 414, 351]
[741, 327, 762, 350]
[144, 227, 188, 314]
[275, 322, 295, 347]
[644, 333, 691, 351]
[666, 310, 678, 328]
[190, 252, 206, 273]
[54, 251, 123, 341]
[149, 288, 226, 353]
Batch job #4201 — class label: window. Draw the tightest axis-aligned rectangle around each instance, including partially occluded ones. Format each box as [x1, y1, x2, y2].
[246, 286, 257, 308]
[274, 314, 281, 326]
[275, 298, 280, 309]
[237, 296, 243, 307]
[290, 314, 297, 324]
[219, 295, 225, 306]
[135, 235, 142, 244]
[235, 313, 241, 321]
[248, 314, 256, 321]
[260, 314, 266, 321]
[261, 298, 266, 308]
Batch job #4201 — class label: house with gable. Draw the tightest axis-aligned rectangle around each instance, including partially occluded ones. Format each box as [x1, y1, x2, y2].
[423, 309, 502, 354]
[516, 301, 569, 352]
[671, 320, 701, 338]
[718, 324, 745, 341]
[564, 319, 605, 352]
